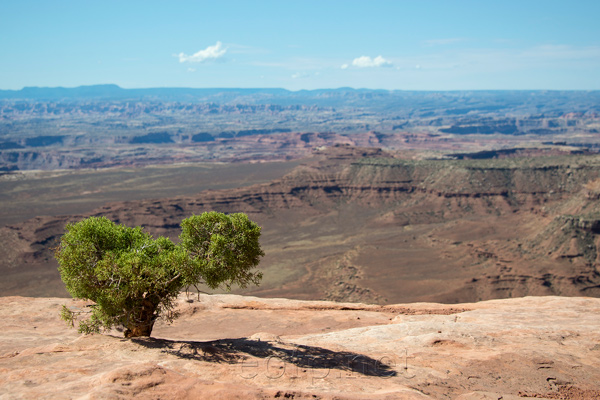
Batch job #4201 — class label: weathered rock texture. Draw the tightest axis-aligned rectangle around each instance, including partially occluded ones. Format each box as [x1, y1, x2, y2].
[1, 294, 599, 399]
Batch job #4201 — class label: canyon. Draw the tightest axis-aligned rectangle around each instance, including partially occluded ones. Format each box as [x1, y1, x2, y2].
[2, 87, 599, 171]
[2, 87, 600, 398]
[2, 145, 600, 304]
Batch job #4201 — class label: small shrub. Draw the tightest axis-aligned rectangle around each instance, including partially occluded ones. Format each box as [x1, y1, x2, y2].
[55, 212, 263, 337]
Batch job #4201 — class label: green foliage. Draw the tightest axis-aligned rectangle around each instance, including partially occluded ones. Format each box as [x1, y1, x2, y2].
[179, 212, 264, 290]
[55, 212, 264, 337]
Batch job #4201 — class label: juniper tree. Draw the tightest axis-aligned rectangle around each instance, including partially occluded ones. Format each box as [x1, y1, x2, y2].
[55, 212, 263, 337]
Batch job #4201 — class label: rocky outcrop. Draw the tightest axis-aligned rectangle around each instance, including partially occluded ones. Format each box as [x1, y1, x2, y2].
[0, 294, 599, 399]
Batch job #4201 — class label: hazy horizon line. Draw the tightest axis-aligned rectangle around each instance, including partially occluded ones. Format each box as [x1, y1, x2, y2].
[2, 84, 599, 93]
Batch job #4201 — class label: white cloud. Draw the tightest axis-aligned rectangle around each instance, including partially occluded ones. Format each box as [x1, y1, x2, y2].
[178, 41, 227, 63]
[292, 71, 322, 79]
[341, 63, 349, 69]
[291, 72, 309, 79]
[351, 55, 392, 68]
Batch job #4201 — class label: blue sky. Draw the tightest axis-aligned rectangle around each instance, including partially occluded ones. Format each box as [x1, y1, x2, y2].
[1, 0, 599, 90]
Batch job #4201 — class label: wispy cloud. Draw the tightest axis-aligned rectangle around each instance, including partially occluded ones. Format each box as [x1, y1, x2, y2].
[523, 44, 600, 60]
[443, 44, 600, 72]
[343, 55, 392, 69]
[251, 57, 331, 71]
[178, 41, 227, 63]
[389, 44, 600, 80]
[291, 72, 309, 79]
[291, 71, 321, 79]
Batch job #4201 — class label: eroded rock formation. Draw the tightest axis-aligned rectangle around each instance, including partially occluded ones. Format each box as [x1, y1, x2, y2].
[2, 146, 600, 303]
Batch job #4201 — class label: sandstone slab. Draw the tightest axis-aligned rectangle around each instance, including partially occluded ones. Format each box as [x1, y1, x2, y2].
[1, 295, 599, 399]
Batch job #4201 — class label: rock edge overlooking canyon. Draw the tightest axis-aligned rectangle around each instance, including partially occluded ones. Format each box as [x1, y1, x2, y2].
[1, 294, 599, 399]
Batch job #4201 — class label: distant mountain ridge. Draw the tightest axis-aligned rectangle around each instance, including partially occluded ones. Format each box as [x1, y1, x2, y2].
[0, 84, 290, 102]
[2, 84, 600, 111]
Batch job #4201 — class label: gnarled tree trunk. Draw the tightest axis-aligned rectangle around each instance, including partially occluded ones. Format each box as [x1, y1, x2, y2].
[124, 299, 158, 337]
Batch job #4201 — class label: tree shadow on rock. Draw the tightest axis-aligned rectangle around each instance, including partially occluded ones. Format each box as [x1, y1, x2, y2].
[132, 337, 397, 377]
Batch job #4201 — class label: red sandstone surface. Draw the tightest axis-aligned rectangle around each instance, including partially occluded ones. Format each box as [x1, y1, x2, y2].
[1, 294, 599, 399]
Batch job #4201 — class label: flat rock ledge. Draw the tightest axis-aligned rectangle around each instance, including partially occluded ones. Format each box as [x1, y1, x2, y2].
[0, 294, 599, 399]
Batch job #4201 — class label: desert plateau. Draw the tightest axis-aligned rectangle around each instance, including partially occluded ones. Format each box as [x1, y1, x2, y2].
[6, 0, 600, 397]
[2, 85, 600, 399]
